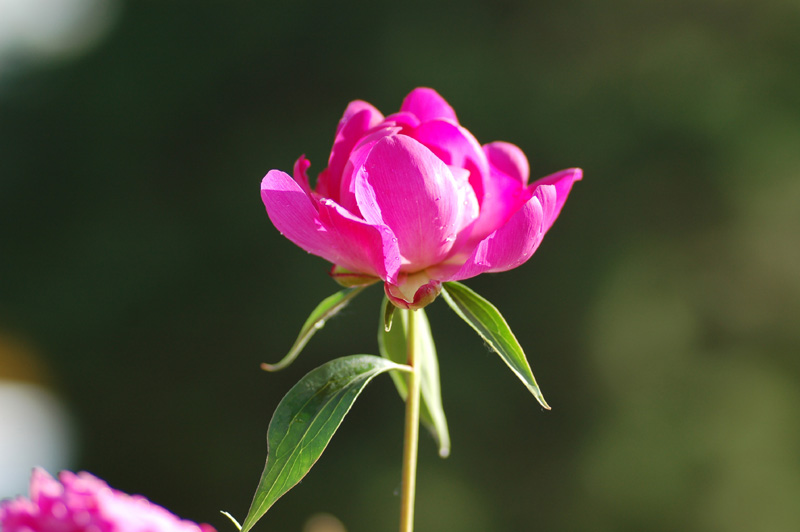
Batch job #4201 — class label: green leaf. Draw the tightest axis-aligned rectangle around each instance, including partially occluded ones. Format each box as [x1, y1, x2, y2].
[242, 355, 409, 532]
[441, 281, 550, 410]
[261, 286, 366, 371]
[383, 298, 396, 332]
[378, 298, 451, 458]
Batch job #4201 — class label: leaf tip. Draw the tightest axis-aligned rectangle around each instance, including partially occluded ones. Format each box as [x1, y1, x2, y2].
[260, 362, 279, 372]
[220, 511, 242, 531]
[538, 397, 552, 411]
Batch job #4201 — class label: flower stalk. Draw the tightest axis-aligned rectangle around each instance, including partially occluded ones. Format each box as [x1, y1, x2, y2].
[399, 308, 421, 532]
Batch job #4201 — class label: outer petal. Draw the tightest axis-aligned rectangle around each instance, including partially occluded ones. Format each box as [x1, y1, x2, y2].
[262, 170, 394, 278]
[317, 102, 384, 201]
[354, 136, 475, 271]
[484, 141, 529, 185]
[335, 100, 383, 137]
[530, 167, 583, 232]
[439, 167, 582, 281]
[293, 155, 314, 198]
[318, 199, 402, 284]
[400, 87, 459, 124]
[464, 141, 532, 245]
[440, 194, 546, 281]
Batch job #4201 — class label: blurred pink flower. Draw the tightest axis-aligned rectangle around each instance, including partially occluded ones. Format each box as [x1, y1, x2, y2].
[262, 88, 581, 309]
[0, 468, 215, 532]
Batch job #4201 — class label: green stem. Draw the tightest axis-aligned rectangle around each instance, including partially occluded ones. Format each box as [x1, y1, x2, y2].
[399, 309, 421, 532]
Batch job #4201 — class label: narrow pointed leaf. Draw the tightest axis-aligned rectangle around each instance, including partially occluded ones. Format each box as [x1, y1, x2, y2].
[261, 286, 366, 371]
[441, 281, 550, 410]
[384, 299, 395, 332]
[378, 298, 451, 457]
[242, 355, 409, 532]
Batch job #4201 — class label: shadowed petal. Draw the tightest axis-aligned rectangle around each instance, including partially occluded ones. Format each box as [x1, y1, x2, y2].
[318, 199, 402, 284]
[400, 87, 458, 123]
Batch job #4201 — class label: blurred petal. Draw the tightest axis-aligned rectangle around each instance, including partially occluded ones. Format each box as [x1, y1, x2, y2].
[400, 87, 458, 123]
[30, 467, 60, 500]
[355, 136, 473, 270]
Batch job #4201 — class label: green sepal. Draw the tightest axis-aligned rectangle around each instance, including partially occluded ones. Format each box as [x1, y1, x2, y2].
[378, 298, 451, 458]
[261, 286, 366, 372]
[330, 265, 381, 287]
[441, 281, 550, 410]
[241, 354, 409, 532]
[384, 298, 396, 332]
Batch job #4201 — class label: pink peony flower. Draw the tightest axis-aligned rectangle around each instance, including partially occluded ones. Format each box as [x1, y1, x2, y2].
[0, 468, 216, 532]
[261, 88, 582, 309]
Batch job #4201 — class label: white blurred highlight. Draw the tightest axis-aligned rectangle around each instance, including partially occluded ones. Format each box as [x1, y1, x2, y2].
[0, 0, 119, 74]
[0, 380, 76, 497]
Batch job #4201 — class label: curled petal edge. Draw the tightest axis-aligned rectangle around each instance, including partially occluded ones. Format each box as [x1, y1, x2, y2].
[385, 274, 443, 310]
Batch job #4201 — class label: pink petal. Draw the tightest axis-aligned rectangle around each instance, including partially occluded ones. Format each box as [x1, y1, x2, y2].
[463, 164, 529, 248]
[354, 136, 475, 271]
[293, 155, 314, 198]
[442, 167, 582, 280]
[30, 468, 61, 501]
[337, 125, 402, 215]
[334, 99, 383, 138]
[408, 119, 490, 203]
[318, 199, 402, 284]
[261, 170, 355, 269]
[262, 170, 400, 280]
[459, 141, 532, 246]
[400, 87, 459, 124]
[318, 103, 384, 201]
[383, 111, 421, 131]
[530, 167, 583, 232]
[484, 141, 530, 184]
[442, 195, 546, 280]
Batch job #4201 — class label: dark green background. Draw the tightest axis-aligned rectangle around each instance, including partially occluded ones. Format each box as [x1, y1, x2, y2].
[2, 1, 799, 531]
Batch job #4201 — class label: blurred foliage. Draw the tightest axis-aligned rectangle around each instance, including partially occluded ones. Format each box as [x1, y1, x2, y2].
[1, 0, 799, 531]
